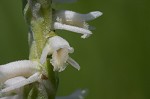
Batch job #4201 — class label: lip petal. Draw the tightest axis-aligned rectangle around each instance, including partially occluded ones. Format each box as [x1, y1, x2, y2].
[54, 22, 92, 38]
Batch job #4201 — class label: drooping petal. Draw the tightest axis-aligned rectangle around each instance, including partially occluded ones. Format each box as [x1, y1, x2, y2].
[0, 73, 40, 94]
[54, 22, 92, 38]
[67, 57, 80, 70]
[0, 60, 39, 83]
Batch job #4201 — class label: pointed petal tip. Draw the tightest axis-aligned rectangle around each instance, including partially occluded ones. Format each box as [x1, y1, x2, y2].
[90, 11, 103, 18]
[67, 57, 80, 71]
[81, 34, 91, 39]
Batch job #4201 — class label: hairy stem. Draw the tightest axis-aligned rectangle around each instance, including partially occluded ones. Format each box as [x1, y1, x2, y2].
[23, 0, 58, 99]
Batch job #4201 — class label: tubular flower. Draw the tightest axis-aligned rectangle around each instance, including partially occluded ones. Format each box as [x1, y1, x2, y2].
[40, 36, 80, 72]
[53, 10, 102, 38]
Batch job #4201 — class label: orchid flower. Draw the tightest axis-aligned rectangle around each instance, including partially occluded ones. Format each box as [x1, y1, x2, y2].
[53, 10, 102, 38]
[0, 60, 43, 96]
[40, 36, 80, 72]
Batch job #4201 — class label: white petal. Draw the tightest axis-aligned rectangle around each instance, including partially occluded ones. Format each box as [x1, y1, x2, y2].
[55, 10, 102, 23]
[84, 11, 103, 21]
[54, 22, 92, 38]
[4, 77, 26, 87]
[52, 0, 77, 3]
[0, 73, 40, 94]
[4, 77, 26, 94]
[0, 60, 39, 83]
[48, 36, 72, 52]
[67, 57, 80, 70]
[40, 45, 51, 64]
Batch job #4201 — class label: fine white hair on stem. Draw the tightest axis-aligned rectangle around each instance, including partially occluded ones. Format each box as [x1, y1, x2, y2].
[0, 60, 39, 83]
[0, 73, 40, 94]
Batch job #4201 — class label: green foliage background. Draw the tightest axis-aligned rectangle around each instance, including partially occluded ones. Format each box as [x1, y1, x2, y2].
[0, 0, 150, 99]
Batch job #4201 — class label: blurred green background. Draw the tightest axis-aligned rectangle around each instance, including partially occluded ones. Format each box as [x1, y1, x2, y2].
[0, 0, 150, 99]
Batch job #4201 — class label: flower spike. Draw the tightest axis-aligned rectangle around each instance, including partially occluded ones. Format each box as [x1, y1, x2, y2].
[40, 36, 80, 72]
[53, 10, 102, 38]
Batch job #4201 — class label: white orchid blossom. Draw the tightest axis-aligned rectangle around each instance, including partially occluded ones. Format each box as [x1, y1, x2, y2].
[40, 36, 80, 72]
[0, 60, 43, 96]
[53, 10, 102, 38]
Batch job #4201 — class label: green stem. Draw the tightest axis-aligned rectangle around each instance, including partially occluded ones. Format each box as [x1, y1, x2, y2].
[23, 0, 58, 99]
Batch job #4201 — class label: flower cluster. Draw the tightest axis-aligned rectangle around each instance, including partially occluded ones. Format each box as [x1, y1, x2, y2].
[0, 0, 102, 98]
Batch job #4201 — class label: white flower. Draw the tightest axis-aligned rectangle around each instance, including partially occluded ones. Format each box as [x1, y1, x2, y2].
[40, 36, 80, 72]
[53, 10, 103, 38]
[0, 60, 42, 96]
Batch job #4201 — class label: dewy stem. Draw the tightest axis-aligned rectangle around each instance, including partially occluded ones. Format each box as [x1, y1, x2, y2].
[23, 0, 57, 99]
